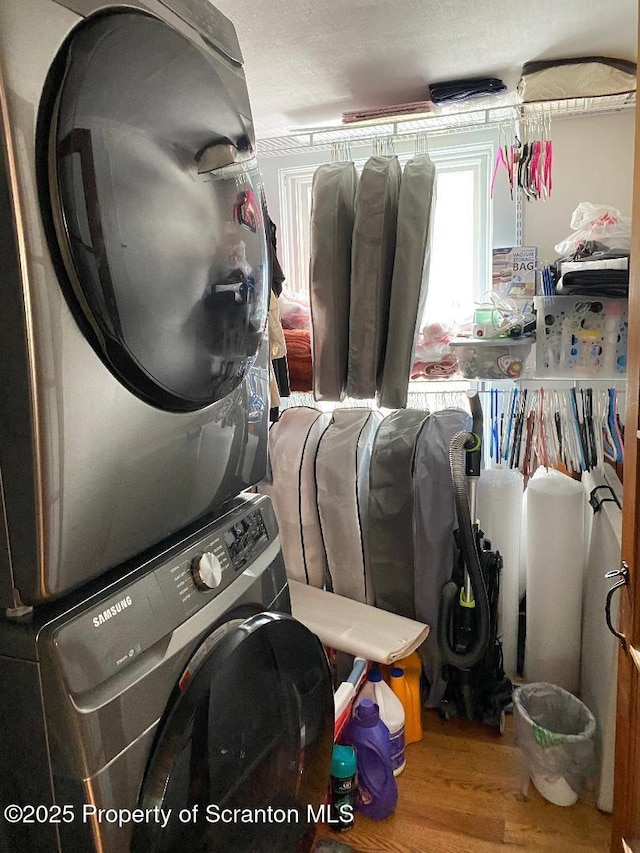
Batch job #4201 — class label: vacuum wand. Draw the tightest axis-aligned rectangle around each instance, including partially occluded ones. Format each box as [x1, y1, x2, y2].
[463, 390, 482, 605]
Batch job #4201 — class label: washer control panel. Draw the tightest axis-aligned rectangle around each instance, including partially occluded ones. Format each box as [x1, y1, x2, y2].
[223, 510, 268, 571]
[156, 505, 271, 617]
[51, 496, 278, 693]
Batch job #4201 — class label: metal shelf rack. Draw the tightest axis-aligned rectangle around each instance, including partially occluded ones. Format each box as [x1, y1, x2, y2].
[257, 92, 636, 157]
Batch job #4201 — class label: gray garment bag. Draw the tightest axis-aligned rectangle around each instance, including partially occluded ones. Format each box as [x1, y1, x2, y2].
[346, 156, 401, 399]
[379, 154, 437, 408]
[309, 162, 357, 402]
[258, 407, 331, 587]
[413, 408, 472, 708]
[367, 408, 431, 620]
[315, 408, 383, 604]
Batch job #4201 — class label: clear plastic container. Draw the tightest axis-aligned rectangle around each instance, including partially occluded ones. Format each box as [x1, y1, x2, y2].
[534, 296, 628, 378]
[449, 336, 534, 379]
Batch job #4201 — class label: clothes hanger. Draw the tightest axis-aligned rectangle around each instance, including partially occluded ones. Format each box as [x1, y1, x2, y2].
[414, 131, 429, 156]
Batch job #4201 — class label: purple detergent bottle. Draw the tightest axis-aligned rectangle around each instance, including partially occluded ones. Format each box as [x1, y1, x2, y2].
[341, 699, 398, 820]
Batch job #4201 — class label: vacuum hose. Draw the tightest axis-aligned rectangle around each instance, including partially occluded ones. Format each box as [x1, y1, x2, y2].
[437, 430, 491, 670]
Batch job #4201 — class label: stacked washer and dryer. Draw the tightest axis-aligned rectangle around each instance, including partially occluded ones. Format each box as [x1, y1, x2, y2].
[0, 2, 334, 851]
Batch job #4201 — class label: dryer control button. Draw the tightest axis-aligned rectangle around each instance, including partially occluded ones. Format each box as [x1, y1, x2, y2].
[191, 552, 223, 591]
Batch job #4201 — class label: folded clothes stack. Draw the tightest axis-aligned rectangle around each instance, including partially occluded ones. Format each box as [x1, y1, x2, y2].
[554, 249, 630, 297]
[555, 268, 629, 297]
[411, 354, 458, 379]
[410, 322, 459, 379]
[341, 100, 433, 123]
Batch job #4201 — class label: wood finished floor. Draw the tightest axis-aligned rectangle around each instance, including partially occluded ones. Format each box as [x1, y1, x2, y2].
[315, 709, 611, 853]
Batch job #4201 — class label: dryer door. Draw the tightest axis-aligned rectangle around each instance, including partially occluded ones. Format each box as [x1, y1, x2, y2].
[132, 612, 334, 853]
[43, 9, 268, 411]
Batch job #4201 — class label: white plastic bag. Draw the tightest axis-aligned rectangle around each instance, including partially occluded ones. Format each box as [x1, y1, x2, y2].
[554, 203, 631, 255]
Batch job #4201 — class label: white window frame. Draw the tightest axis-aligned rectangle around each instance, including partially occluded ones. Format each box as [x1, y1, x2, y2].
[279, 164, 315, 295]
[277, 137, 494, 305]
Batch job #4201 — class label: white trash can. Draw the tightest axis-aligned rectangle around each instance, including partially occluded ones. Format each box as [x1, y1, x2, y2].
[513, 682, 596, 806]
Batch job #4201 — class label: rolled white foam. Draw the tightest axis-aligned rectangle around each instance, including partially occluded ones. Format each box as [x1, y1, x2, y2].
[525, 470, 585, 693]
[477, 467, 524, 678]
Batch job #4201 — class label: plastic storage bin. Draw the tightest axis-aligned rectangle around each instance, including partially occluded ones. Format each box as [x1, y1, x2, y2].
[513, 682, 596, 806]
[449, 336, 534, 379]
[535, 295, 628, 378]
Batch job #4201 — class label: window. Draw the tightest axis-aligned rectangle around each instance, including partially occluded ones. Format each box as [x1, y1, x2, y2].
[277, 137, 494, 328]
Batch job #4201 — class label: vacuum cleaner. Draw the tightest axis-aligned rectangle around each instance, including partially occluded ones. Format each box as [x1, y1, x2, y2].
[437, 391, 513, 731]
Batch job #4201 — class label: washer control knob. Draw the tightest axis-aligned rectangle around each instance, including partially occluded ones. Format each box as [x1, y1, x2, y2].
[191, 552, 223, 591]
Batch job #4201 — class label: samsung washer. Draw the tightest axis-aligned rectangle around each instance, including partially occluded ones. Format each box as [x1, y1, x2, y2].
[0, 0, 273, 608]
[0, 493, 334, 852]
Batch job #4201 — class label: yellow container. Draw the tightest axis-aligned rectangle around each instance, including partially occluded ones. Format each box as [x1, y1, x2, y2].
[390, 664, 422, 744]
[381, 652, 423, 686]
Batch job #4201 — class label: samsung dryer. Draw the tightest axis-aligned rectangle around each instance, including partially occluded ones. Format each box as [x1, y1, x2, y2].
[0, 493, 334, 853]
[0, 0, 272, 608]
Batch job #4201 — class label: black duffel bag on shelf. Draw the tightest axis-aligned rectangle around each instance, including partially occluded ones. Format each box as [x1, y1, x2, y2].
[428, 76, 506, 104]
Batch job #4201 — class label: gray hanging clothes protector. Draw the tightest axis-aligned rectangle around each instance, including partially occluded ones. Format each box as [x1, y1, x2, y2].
[309, 161, 357, 402]
[346, 155, 401, 399]
[379, 153, 437, 408]
[258, 407, 331, 587]
[315, 408, 383, 604]
[368, 408, 432, 620]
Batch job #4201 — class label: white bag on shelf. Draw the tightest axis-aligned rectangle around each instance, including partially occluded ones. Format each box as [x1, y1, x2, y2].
[554, 202, 631, 255]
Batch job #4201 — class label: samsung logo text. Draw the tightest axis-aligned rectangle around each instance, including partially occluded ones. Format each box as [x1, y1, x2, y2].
[93, 596, 133, 627]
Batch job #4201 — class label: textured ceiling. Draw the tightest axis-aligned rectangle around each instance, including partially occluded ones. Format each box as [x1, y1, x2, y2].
[211, 0, 638, 140]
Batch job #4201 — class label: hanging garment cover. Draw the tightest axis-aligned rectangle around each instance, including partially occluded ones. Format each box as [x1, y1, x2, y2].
[368, 409, 431, 619]
[379, 154, 437, 408]
[315, 408, 383, 604]
[347, 156, 401, 399]
[412, 408, 472, 708]
[258, 407, 331, 587]
[309, 162, 358, 401]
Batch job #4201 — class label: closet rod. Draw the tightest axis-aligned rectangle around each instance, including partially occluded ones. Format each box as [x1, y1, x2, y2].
[258, 93, 635, 157]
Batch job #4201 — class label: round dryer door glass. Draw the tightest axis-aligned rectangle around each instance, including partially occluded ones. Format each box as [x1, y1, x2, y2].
[44, 11, 268, 411]
[132, 612, 334, 853]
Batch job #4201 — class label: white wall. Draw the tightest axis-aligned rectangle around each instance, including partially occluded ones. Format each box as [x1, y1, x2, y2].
[523, 111, 635, 262]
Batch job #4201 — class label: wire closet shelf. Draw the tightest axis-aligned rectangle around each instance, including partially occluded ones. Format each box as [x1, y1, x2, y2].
[256, 92, 636, 157]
